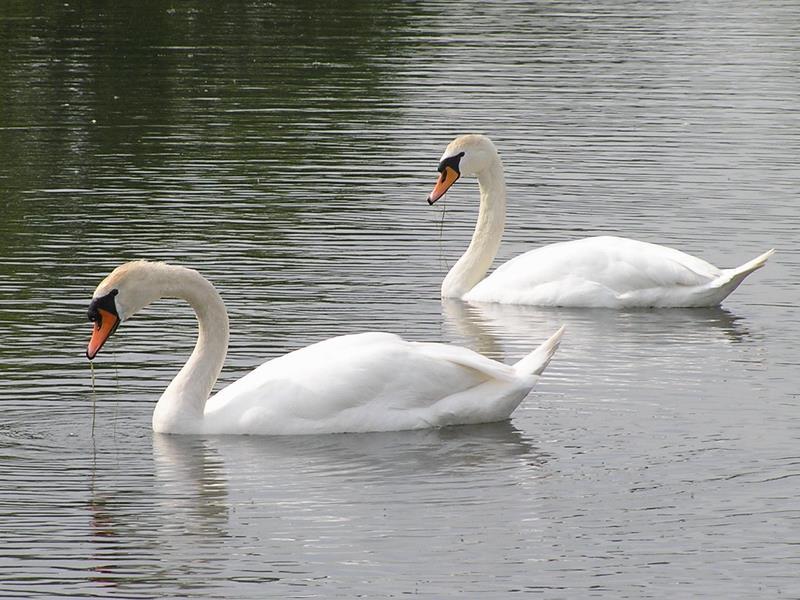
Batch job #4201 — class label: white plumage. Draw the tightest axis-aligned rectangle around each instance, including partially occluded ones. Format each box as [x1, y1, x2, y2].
[428, 134, 773, 308]
[465, 235, 774, 308]
[207, 329, 561, 435]
[86, 261, 563, 435]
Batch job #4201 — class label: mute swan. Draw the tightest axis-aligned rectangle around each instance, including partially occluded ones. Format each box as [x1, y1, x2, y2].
[86, 261, 564, 435]
[427, 134, 774, 307]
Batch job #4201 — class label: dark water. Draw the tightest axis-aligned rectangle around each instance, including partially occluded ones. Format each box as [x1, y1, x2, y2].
[1, 1, 798, 597]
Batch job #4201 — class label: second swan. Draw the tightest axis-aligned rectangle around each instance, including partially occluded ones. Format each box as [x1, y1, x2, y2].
[427, 134, 773, 307]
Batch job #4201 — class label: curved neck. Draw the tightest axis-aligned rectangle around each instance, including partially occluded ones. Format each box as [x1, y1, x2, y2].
[442, 155, 507, 298]
[152, 267, 229, 434]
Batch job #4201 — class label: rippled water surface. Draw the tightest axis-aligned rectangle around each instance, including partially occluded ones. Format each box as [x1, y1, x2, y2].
[1, 1, 798, 597]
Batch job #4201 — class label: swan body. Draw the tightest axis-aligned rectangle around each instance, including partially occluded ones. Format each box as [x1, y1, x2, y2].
[86, 261, 563, 435]
[428, 134, 774, 308]
[465, 236, 774, 308]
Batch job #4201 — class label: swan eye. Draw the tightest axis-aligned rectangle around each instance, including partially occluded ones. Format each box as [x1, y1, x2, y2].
[87, 289, 120, 325]
[438, 151, 465, 174]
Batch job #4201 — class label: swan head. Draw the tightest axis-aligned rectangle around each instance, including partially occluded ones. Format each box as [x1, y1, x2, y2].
[427, 134, 499, 204]
[86, 260, 169, 360]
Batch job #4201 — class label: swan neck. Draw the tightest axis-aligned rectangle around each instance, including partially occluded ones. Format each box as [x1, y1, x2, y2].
[442, 157, 507, 298]
[152, 267, 229, 434]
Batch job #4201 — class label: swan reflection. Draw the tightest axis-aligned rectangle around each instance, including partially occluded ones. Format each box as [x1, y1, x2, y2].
[442, 299, 757, 399]
[153, 421, 549, 491]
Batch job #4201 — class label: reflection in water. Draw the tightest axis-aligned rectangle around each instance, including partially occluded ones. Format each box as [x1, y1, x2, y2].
[444, 297, 752, 360]
[87, 443, 118, 589]
[150, 422, 548, 500]
[441, 299, 505, 358]
[443, 299, 757, 404]
[152, 435, 229, 530]
[144, 424, 549, 591]
[457, 300, 751, 348]
[81, 434, 236, 592]
[208, 420, 548, 479]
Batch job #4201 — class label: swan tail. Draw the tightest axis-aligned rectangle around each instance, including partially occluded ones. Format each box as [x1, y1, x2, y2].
[713, 248, 775, 292]
[513, 325, 565, 377]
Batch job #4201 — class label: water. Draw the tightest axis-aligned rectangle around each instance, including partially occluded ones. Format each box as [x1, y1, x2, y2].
[1, 0, 798, 597]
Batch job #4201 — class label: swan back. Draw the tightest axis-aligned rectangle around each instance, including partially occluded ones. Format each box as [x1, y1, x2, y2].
[465, 236, 767, 307]
[203, 330, 560, 435]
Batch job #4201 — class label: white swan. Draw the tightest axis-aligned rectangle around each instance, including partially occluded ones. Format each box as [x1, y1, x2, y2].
[86, 261, 564, 435]
[428, 134, 774, 307]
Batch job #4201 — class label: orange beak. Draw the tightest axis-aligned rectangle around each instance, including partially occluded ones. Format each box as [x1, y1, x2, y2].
[427, 165, 460, 205]
[87, 308, 119, 360]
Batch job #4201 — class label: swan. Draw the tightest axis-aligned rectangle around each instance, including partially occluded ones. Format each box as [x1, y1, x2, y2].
[427, 134, 774, 307]
[86, 260, 564, 435]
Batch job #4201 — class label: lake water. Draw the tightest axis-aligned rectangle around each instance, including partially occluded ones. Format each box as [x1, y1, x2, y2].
[1, 1, 798, 597]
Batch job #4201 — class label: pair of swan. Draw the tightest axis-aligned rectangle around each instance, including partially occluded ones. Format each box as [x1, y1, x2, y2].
[86, 134, 772, 436]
